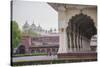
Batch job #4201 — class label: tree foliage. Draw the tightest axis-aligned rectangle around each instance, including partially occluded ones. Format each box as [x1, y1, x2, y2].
[12, 21, 21, 48]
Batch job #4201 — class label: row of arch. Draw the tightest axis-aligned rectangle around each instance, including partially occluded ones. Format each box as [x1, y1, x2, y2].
[66, 13, 97, 51]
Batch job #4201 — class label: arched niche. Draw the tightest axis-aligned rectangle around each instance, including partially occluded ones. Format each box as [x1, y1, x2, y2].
[66, 13, 97, 51]
[16, 45, 26, 54]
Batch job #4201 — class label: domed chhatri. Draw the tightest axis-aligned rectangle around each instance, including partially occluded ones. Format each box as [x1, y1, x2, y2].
[22, 20, 57, 36]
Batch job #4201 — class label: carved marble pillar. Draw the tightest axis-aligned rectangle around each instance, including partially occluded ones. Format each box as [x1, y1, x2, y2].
[57, 5, 68, 53]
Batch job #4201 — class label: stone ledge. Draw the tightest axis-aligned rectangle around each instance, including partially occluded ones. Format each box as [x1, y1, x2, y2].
[57, 52, 97, 59]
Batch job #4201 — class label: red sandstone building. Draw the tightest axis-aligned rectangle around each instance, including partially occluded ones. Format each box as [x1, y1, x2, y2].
[21, 35, 59, 55]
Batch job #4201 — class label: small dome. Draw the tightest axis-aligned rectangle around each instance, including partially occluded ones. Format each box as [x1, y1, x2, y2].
[23, 21, 29, 29]
[37, 25, 42, 31]
[30, 22, 37, 30]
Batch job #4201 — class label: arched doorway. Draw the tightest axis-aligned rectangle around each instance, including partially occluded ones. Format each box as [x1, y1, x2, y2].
[66, 13, 97, 51]
[16, 45, 26, 54]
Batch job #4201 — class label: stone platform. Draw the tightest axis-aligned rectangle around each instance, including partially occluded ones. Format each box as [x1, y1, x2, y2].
[57, 52, 97, 60]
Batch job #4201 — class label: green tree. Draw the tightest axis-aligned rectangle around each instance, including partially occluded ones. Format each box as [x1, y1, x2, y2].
[12, 21, 21, 48]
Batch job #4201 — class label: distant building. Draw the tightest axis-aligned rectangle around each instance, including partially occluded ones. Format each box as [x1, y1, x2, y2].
[22, 21, 58, 36]
[17, 20, 59, 55]
[20, 35, 59, 55]
[22, 21, 30, 34]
